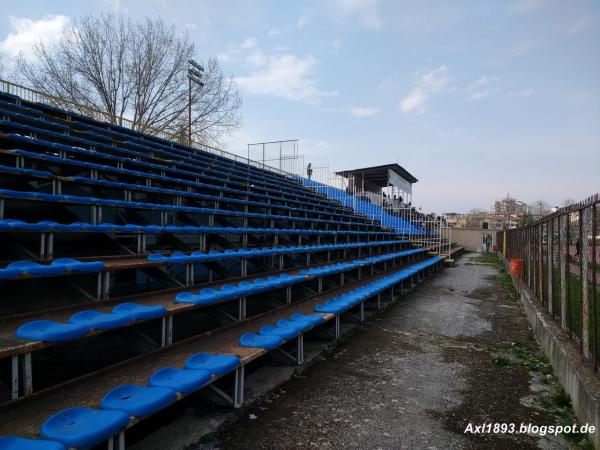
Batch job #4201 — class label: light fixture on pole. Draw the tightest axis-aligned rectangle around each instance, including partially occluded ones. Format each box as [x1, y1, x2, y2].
[188, 59, 205, 142]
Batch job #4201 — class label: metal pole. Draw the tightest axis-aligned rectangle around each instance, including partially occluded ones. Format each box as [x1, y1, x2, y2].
[188, 77, 192, 142]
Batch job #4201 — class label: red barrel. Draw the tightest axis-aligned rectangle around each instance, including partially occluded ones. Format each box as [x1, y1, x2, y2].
[509, 258, 523, 276]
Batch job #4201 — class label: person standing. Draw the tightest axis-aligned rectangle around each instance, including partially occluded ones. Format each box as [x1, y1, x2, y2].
[306, 163, 313, 180]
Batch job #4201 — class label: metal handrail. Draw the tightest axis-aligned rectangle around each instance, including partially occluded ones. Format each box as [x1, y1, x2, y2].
[0, 78, 295, 179]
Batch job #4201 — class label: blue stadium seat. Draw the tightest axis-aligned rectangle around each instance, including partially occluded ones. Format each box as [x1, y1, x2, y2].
[259, 324, 298, 341]
[195, 288, 222, 304]
[40, 407, 130, 449]
[69, 311, 134, 330]
[5, 261, 65, 278]
[184, 353, 240, 376]
[291, 312, 325, 326]
[218, 284, 240, 300]
[314, 299, 351, 314]
[50, 258, 104, 273]
[15, 320, 89, 343]
[239, 332, 283, 350]
[276, 318, 312, 333]
[174, 292, 201, 304]
[0, 265, 23, 281]
[100, 385, 176, 417]
[0, 437, 66, 450]
[148, 367, 212, 394]
[111, 303, 167, 320]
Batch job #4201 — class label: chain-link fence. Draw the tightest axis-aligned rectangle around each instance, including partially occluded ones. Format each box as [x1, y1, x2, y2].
[502, 194, 600, 369]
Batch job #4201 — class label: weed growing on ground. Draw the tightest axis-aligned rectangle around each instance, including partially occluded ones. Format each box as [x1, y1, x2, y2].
[537, 387, 592, 448]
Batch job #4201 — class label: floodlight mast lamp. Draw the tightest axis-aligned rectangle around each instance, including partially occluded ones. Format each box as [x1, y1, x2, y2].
[188, 59, 205, 141]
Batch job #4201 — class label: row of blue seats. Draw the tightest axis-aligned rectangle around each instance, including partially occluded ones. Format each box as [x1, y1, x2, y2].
[1, 138, 338, 214]
[174, 248, 424, 305]
[5, 146, 351, 219]
[3, 142, 347, 219]
[229, 258, 443, 351]
[15, 303, 167, 343]
[0, 188, 375, 228]
[0, 113, 306, 206]
[314, 256, 444, 314]
[240, 313, 325, 350]
[0, 99, 318, 202]
[147, 240, 401, 264]
[0, 218, 392, 236]
[13, 249, 423, 344]
[1, 120, 329, 209]
[2, 312, 324, 450]
[0, 258, 104, 281]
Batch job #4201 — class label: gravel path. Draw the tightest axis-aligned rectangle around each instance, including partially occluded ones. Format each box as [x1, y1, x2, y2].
[212, 253, 575, 450]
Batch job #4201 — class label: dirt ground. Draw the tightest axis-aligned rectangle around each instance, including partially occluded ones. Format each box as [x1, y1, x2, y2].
[206, 253, 589, 450]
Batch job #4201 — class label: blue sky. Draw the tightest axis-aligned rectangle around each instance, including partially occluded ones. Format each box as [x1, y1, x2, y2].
[0, 0, 598, 213]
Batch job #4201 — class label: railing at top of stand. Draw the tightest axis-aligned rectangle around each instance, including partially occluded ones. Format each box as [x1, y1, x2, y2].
[0, 78, 294, 179]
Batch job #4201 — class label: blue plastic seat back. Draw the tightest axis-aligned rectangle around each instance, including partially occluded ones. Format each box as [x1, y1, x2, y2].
[7, 260, 65, 277]
[291, 312, 325, 325]
[184, 353, 240, 376]
[112, 302, 166, 320]
[40, 407, 130, 449]
[100, 384, 176, 417]
[175, 292, 201, 304]
[239, 332, 283, 350]
[69, 310, 133, 330]
[16, 320, 89, 343]
[0, 437, 66, 450]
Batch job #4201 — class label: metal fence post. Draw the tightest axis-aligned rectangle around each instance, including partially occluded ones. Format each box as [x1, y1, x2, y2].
[560, 214, 568, 330]
[581, 207, 591, 357]
[548, 218, 553, 315]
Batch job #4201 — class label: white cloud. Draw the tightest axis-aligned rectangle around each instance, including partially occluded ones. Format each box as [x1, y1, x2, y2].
[268, 28, 281, 37]
[0, 15, 69, 59]
[349, 106, 380, 117]
[332, 38, 342, 51]
[509, 88, 533, 97]
[399, 65, 449, 114]
[235, 53, 337, 103]
[506, 0, 546, 15]
[332, 0, 382, 30]
[241, 37, 258, 49]
[466, 75, 499, 102]
[297, 16, 310, 29]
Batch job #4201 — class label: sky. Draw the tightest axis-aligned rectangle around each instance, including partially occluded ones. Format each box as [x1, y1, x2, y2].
[0, 0, 598, 213]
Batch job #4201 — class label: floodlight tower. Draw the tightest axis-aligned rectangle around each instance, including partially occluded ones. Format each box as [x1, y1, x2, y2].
[188, 59, 205, 142]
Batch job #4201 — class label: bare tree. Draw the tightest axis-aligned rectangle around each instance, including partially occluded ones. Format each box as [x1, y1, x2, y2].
[15, 14, 241, 146]
[563, 198, 576, 207]
[530, 199, 549, 217]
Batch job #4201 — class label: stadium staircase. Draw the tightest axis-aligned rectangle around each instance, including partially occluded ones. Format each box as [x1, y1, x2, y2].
[0, 90, 444, 449]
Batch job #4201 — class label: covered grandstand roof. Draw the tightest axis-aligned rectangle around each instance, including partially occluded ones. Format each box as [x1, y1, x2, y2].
[336, 163, 418, 188]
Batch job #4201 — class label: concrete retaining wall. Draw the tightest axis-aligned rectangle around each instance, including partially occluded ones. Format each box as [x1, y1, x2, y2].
[518, 285, 600, 448]
[451, 227, 497, 252]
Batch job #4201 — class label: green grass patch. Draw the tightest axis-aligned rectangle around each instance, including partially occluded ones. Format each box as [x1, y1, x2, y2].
[538, 387, 592, 447]
[492, 356, 511, 367]
[473, 253, 500, 266]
